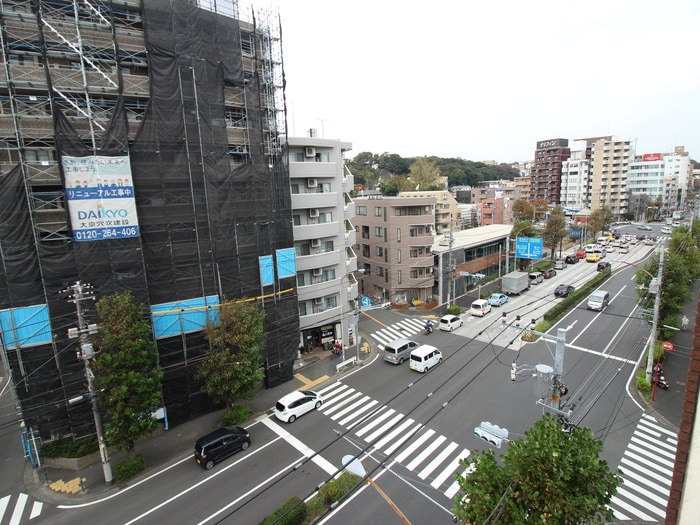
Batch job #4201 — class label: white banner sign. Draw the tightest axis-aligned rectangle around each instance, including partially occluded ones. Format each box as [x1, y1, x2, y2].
[63, 155, 140, 242]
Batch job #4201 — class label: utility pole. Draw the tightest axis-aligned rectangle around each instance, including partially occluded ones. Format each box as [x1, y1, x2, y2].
[67, 281, 113, 484]
[645, 250, 664, 384]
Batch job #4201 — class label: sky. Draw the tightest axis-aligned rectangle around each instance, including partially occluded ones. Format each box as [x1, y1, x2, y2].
[271, 0, 700, 163]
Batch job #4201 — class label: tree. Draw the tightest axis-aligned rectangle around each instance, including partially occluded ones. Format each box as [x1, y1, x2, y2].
[452, 414, 622, 524]
[588, 206, 614, 238]
[542, 206, 569, 260]
[197, 300, 266, 409]
[408, 156, 442, 190]
[669, 220, 700, 279]
[93, 291, 164, 452]
[512, 199, 535, 222]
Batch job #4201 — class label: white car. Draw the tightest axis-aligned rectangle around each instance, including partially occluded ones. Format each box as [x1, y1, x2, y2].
[274, 390, 323, 423]
[439, 314, 463, 331]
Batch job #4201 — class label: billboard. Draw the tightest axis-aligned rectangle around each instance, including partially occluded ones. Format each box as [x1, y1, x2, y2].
[642, 153, 662, 162]
[515, 236, 543, 259]
[63, 155, 140, 242]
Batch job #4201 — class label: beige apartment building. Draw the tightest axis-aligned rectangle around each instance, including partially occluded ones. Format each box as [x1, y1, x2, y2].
[353, 195, 436, 306]
[589, 136, 633, 217]
[398, 190, 462, 234]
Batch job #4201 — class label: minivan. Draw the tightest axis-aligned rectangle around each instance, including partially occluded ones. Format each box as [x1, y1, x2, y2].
[409, 344, 442, 373]
[194, 427, 251, 470]
[439, 314, 463, 331]
[587, 290, 610, 311]
[383, 338, 419, 365]
[470, 299, 491, 317]
[528, 272, 544, 285]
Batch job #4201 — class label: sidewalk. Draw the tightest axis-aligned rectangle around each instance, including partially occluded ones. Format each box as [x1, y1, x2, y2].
[24, 334, 376, 505]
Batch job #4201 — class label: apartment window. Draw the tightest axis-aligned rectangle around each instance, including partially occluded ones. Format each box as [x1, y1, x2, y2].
[319, 212, 332, 223]
[356, 206, 367, 216]
[410, 249, 418, 258]
[397, 228, 401, 242]
[377, 267, 384, 277]
[375, 227, 383, 237]
[291, 152, 304, 162]
[409, 207, 421, 215]
[395, 208, 406, 216]
[397, 249, 401, 263]
[376, 246, 384, 257]
[410, 270, 418, 279]
[397, 270, 402, 284]
[374, 207, 383, 217]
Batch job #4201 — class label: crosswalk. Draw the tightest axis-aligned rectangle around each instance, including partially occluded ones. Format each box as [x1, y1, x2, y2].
[609, 414, 677, 522]
[369, 317, 429, 351]
[317, 381, 471, 499]
[0, 493, 43, 524]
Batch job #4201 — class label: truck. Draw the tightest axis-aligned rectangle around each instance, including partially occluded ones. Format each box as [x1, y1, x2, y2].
[501, 271, 530, 295]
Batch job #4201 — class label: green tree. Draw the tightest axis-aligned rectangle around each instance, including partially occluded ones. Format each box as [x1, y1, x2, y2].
[542, 206, 569, 260]
[378, 175, 408, 196]
[452, 414, 622, 524]
[377, 152, 411, 174]
[93, 291, 164, 452]
[669, 220, 700, 279]
[197, 300, 266, 408]
[588, 206, 614, 238]
[408, 156, 442, 190]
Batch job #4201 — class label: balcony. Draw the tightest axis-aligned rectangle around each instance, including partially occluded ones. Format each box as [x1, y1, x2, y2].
[289, 161, 340, 179]
[291, 192, 338, 209]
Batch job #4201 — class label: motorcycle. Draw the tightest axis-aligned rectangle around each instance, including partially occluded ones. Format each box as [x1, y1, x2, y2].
[424, 324, 433, 335]
[654, 365, 670, 390]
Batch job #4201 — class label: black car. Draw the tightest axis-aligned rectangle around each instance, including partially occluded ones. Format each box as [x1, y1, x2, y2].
[597, 261, 611, 272]
[543, 268, 557, 279]
[194, 427, 251, 470]
[554, 284, 575, 298]
[564, 254, 579, 264]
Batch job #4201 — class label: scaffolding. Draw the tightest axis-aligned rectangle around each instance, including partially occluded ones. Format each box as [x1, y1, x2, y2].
[0, 0, 298, 439]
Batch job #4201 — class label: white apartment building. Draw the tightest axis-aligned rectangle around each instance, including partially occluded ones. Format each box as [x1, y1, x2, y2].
[560, 140, 590, 211]
[288, 135, 359, 355]
[664, 147, 692, 208]
[627, 154, 666, 208]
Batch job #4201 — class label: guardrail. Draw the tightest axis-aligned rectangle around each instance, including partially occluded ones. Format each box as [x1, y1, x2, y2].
[336, 356, 356, 373]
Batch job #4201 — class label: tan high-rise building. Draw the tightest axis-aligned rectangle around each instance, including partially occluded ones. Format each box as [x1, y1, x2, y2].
[588, 137, 633, 217]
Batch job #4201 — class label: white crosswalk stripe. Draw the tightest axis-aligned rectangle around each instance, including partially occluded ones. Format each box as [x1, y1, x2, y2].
[0, 493, 43, 524]
[318, 381, 473, 500]
[609, 414, 677, 522]
[369, 318, 426, 349]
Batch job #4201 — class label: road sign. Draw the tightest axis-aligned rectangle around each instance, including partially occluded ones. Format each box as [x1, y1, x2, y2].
[569, 230, 581, 237]
[662, 341, 675, 351]
[515, 236, 543, 260]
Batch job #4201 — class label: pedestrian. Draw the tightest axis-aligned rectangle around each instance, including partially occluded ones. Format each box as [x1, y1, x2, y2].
[681, 315, 689, 332]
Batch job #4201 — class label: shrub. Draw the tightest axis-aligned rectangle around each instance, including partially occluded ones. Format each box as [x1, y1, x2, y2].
[636, 369, 651, 393]
[317, 472, 360, 506]
[259, 496, 307, 525]
[114, 453, 146, 483]
[445, 305, 461, 316]
[40, 435, 99, 458]
[220, 405, 253, 427]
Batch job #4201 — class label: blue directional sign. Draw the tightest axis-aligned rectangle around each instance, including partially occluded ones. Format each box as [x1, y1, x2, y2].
[569, 230, 581, 237]
[515, 236, 543, 259]
[361, 296, 372, 308]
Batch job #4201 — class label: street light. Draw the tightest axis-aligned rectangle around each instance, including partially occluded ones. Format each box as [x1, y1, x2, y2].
[340, 269, 365, 364]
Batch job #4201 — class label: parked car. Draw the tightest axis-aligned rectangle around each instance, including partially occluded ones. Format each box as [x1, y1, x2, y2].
[439, 314, 463, 331]
[597, 261, 611, 272]
[543, 268, 557, 279]
[470, 299, 492, 317]
[554, 284, 575, 298]
[553, 260, 566, 270]
[194, 427, 251, 470]
[274, 390, 323, 423]
[565, 254, 579, 264]
[487, 293, 508, 307]
[586, 253, 601, 262]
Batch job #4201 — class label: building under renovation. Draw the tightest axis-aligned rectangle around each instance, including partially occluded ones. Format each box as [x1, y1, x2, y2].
[0, 0, 299, 439]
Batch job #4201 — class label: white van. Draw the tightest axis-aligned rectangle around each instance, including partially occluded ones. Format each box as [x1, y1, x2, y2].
[470, 299, 492, 317]
[587, 290, 610, 311]
[409, 344, 442, 373]
[597, 236, 610, 246]
[528, 272, 544, 285]
[661, 226, 671, 234]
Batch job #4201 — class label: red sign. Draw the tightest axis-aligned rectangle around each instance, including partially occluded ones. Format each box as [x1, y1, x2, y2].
[662, 341, 675, 351]
[643, 153, 662, 162]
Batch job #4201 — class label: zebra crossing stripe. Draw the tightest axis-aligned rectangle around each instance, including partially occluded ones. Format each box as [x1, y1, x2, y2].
[395, 429, 435, 463]
[0, 496, 9, 522]
[318, 382, 347, 397]
[631, 433, 676, 456]
[364, 413, 405, 443]
[30, 501, 43, 519]
[373, 418, 416, 451]
[619, 462, 671, 492]
[613, 485, 666, 519]
[622, 449, 673, 478]
[9, 493, 27, 525]
[384, 422, 423, 456]
[610, 492, 654, 522]
[445, 464, 474, 499]
[431, 449, 470, 490]
[320, 386, 354, 408]
[417, 441, 459, 480]
[355, 409, 396, 437]
[329, 395, 371, 421]
[627, 442, 675, 469]
[406, 435, 446, 471]
[339, 399, 379, 428]
[323, 392, 363, 416]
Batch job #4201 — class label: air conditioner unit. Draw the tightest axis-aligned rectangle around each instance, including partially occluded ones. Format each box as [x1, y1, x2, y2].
[314, 297, 324, 305]
[307, 178, 317, 188]
[311, 238, 321, 248]
[305, 146, 316, 157]
[313, 268, 322, 276]
[309, 208, 319, 218]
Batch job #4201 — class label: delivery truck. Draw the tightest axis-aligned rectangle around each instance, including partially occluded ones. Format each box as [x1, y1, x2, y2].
[501, 271, 530, 295]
